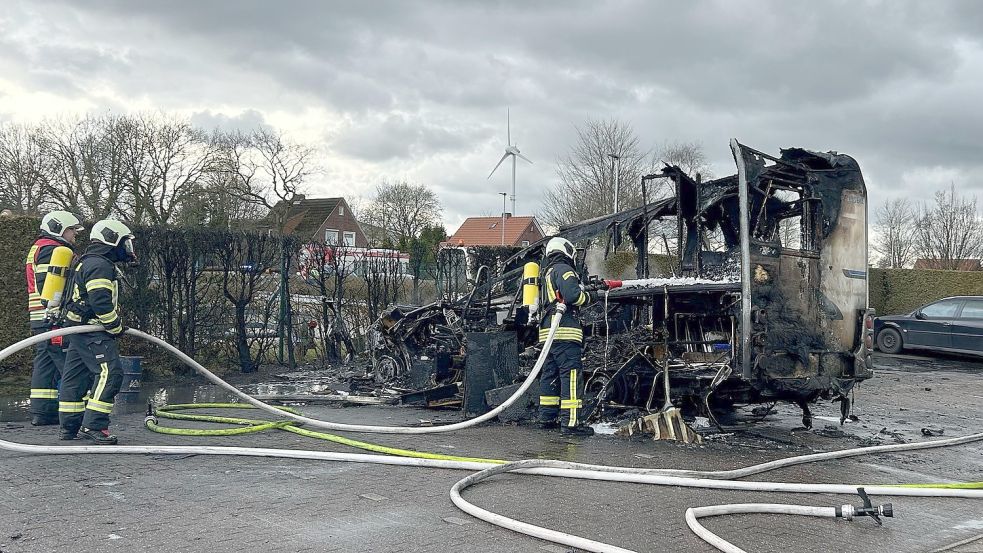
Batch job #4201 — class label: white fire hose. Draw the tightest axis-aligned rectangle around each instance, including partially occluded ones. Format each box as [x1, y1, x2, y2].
[1, 313, 982, 552]
[1, 305, 565, 434]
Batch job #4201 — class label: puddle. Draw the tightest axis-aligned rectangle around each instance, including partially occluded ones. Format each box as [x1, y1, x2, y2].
[591, 422, 620, 435]
[0, 397, 30, 423]
[0, 375, 346, 423]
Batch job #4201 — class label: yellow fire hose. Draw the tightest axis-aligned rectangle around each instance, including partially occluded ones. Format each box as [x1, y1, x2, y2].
[145, 402, 506, 464]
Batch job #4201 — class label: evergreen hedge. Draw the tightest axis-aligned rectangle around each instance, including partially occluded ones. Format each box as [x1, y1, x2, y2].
[869, 268, 983, 316]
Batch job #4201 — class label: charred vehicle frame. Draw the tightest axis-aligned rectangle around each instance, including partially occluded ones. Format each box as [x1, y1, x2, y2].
[368, 140, 875, 427]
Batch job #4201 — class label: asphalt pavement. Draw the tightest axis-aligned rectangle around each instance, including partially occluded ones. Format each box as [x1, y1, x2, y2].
[1, 352, 982, 552]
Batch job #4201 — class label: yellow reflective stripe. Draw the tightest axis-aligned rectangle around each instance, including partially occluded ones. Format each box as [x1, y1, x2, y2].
[30, 312, 46, 321]
[86, 398, 114, 414]
[86, 279, 114, 292]
[25, 245, 39, 264]
[30, 388, 59, 399]
[98, 311, 119, 324]
[59, 401, 85, 413]
[539, 396, 560, 406]
[562, 271, 577, 280]
[66, 312, 82, 322]
[538, 327, 584, 343]
[35, 263, 50, 272]
[545, 269, 556, 302]
[92, 363, 110, 402]
[569, 369, 578, 426]
[573, 291, 588, 306]
[560, 400, 583, 408]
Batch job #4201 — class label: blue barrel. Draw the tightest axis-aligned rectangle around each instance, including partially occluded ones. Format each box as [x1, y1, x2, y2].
[117, 356, 144, 403]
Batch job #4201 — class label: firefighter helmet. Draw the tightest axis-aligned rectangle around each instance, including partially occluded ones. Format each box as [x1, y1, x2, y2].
[544, 237, 575, 260]
[91, 219, 134, 247]
[40, 211, 83, 238]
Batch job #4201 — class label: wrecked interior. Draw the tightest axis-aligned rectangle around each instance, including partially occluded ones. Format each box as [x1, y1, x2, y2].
[365, 141, 874, 428]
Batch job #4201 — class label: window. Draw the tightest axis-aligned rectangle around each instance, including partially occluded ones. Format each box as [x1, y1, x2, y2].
[921, 299, 961, 319]
[521, 240, 530, 247]
[338, 206, 345, 216]
[959, 299, 983, 319]
[343, 231, 356, 247]
[324, 229, 339, 244]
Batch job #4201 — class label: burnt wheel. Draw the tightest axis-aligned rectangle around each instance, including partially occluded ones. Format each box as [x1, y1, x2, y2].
[373, 353, 404, 383]
[876, 327, 903, 354]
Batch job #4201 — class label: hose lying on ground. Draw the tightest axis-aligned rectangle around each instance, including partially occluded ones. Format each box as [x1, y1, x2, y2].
[147, 403, 505, 464]
[3, 307, 564, 435]
[684, 503, 886, 553]
[2, 323, 983, 553]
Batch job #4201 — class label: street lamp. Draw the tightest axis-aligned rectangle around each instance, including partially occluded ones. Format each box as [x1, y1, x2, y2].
[499, 192, 507, 246]
[608, 153, 622, 213]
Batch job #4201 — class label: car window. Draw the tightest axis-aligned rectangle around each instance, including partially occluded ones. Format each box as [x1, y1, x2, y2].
[921, 299, 962, 318]
[959, 299, 983, 319]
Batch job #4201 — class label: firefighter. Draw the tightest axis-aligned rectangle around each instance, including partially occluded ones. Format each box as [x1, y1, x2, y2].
[537, 237, 597, 437]
[58, 219, 136, 444]
[25, 210, 84, 426]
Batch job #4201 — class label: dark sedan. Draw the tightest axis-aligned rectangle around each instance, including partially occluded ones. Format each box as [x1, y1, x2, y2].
[874, 296, 983, 357]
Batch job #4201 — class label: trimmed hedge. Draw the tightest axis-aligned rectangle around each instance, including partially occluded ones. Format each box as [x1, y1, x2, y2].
[869, 268, 983, 316]
[0, 216, 44, 376]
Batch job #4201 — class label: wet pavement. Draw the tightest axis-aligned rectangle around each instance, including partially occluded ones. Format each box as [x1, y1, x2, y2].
[0, 352, 981, 552]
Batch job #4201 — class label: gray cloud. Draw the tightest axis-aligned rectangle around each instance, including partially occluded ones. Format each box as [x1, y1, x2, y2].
[190, 109, 272, 134]
[4, 0, 983, 224]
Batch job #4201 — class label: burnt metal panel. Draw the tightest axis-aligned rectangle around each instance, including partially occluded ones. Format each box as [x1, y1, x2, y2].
[463, 331, 520, 415]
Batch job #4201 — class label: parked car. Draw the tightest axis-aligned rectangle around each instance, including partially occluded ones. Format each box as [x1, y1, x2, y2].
[874, 296, 983, 357]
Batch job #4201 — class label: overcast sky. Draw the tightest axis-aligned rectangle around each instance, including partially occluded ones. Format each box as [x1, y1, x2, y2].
[2, 0, 982, 229]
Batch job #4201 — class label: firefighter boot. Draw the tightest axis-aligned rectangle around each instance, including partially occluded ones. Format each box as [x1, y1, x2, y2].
[80, 428, 118, 445]
[60, 428, 79, 440]
[560, 425, 595, 437]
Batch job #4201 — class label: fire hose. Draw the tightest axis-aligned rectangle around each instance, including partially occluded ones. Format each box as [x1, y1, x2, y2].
[2, 312, 983, 552]
[3, 305, 567, 434]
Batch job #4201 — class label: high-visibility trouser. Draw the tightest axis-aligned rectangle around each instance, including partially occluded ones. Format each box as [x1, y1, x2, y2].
[537, 341, 585, 427]
[29, 328, 68, 417]
[59, 332, 121, 433]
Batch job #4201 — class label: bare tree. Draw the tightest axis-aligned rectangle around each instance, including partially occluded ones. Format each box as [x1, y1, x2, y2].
[363, 180, 442, 247]
[223, 129, 314, 232]
[915, 185, 983, 270]
[216, 231, 279, 372]
[128, 114, 213, 225]
[873, 198, 917, 268]
[0, 122, 49, 214]
[302, 240, 358, 362]
[202, 130, 266, 228]
[543, 118, 651, 227]
[653, 140, 713, 183]
[41, 115, 130, 220]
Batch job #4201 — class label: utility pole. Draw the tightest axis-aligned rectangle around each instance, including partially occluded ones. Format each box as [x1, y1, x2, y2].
[608, 153, 622, 213]
[499, 192, 507, 245]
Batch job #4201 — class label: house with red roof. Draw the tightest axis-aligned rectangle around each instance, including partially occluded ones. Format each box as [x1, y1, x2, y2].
[446, 214, 544, 247]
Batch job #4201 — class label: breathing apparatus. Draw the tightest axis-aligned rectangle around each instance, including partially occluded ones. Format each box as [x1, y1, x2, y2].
[35, 211, 85, 323]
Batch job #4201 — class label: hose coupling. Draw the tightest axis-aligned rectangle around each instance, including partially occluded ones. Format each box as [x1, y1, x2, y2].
[144, 415, 158, 426]
[837, 488, 894, 524]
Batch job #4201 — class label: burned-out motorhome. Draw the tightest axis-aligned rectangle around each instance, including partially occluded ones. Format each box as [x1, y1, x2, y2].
[368, 140, 874, 428]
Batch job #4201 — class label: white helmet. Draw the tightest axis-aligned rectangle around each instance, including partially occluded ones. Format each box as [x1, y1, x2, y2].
[40, 210, 83, 238]
[91, 219, 134, 247]
[544, 237, 575, 260]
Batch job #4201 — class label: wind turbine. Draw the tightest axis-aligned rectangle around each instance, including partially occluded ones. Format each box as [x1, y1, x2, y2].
[487, 109, 532, 215]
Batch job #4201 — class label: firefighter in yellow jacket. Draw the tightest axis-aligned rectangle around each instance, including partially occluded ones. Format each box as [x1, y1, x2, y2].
[59, 220, 136, 444]
[537, 237, 597, 437]
[25, 211, 84, 426]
